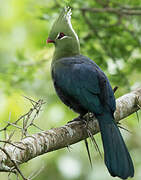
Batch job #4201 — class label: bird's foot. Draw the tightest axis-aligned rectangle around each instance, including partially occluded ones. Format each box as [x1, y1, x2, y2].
[67, 115, 85, 124]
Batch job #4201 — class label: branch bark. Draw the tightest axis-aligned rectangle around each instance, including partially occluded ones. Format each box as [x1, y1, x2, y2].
[0, 88, 141, 169]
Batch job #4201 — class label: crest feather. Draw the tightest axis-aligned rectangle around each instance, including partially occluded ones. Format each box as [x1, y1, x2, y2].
[49, 7, 79, 43]
[57, 7, 72, 24]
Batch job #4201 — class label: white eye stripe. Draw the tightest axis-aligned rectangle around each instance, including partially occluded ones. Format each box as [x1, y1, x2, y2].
[55, 33, 71, 40]
[59, 35, 68, 40]
[56, 33, 71, 40]
[56, 33, 61, 39]
[56, 32, 64, 39]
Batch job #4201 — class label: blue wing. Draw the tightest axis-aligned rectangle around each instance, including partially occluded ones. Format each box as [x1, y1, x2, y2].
[52, 55, 116, 115]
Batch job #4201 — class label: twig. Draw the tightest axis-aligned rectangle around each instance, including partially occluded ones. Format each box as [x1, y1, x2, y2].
[117, 123, 132, 133]
[28, 165, 44, 180]
[113, 86, 118, 93]
[79, 7, 141, 16]
[84, 139, 92, 168]
[0, 96, 45, 179]
[0, 141, 25, 150]
[136, 111, 140, 122]
[0, 89, 140, 177]
[0, 147, 28, 180]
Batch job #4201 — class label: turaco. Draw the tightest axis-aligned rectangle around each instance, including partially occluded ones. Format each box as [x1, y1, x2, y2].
[47, 7, 134, 179]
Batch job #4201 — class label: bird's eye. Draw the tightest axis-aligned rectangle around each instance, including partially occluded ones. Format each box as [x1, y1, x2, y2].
[57, 32, 65, 39]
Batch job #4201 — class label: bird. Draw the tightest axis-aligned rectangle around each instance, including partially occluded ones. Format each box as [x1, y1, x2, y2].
[47, 7, 134, 179]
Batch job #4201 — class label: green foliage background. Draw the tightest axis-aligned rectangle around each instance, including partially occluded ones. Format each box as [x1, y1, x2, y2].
[0, 0, 141, 179]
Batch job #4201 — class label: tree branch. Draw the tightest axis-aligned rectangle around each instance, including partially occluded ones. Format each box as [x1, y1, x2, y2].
[79, 7, 141, 16]
[0, 89, 141, 169]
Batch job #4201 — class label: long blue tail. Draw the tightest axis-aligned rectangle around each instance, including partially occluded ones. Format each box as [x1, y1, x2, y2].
[96, 112, 134, 179]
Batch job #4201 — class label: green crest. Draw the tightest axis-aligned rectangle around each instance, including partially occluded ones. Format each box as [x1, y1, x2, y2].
[48, 7, 80, 60]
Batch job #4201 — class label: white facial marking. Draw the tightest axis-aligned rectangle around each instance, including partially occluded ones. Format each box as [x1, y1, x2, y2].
[56, 33, 71, 40]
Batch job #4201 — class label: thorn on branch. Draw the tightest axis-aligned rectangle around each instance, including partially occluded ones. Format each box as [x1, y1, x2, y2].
[27, 165, 44, 180]
[0, 147, 27, 180]
[136, 111, 140, 122]
[113, 86, 118, 93]
[117, 122, 132, 134]
[0, 96, 46, 179]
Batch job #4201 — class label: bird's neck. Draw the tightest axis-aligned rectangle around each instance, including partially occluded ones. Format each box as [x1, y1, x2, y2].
[52, 38, 80, 61]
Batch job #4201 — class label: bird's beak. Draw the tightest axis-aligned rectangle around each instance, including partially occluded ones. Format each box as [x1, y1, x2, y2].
[46, 38, 55, 44]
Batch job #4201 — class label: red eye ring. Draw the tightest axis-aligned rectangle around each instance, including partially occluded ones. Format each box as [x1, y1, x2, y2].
[57, 32, 65, 39]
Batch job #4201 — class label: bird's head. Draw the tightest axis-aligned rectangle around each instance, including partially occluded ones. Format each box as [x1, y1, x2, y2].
[47, 7, 80, 60]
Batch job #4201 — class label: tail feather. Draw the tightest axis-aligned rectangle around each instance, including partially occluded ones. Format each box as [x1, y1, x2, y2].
[97, 113, 134, 179]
